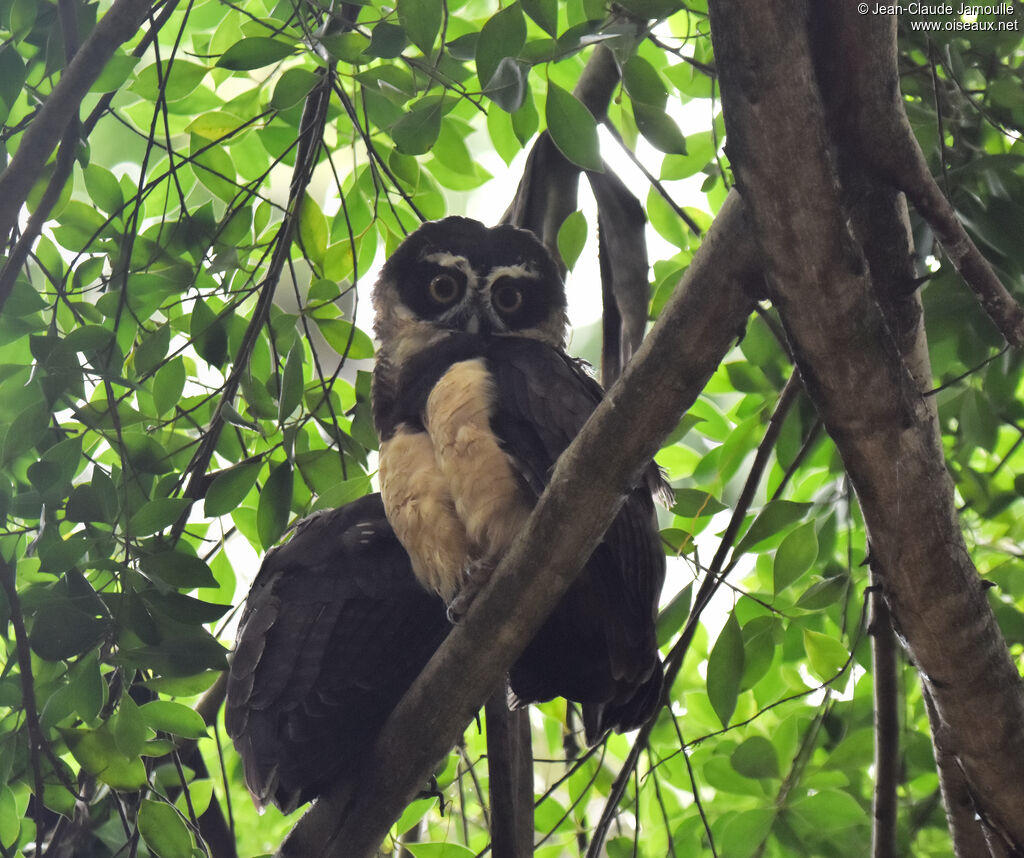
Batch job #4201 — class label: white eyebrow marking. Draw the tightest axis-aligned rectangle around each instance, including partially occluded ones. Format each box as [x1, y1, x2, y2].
[484, 263, 536, 289]
[424, 251, 470, 270]
[423, 251, 479, 291]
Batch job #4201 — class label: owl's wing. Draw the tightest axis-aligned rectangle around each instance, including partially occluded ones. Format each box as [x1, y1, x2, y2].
[225, 493, 451, 814]
[486, 339, 601, 495]
[485, 339, 666, 742]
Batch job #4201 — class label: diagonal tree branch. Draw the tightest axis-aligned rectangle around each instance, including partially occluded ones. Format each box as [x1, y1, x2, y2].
[0, 0, 154, 267]
[278, 188, 760, 858]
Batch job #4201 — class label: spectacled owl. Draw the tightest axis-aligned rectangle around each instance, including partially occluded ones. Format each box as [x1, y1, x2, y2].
[372, 216, 666, 741]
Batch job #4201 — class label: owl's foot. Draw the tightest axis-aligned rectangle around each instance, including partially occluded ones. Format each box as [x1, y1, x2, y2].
[445, 560, 494, 623]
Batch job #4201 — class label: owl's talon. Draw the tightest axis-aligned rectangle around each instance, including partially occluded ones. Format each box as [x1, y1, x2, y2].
[445, 561, 493, 623]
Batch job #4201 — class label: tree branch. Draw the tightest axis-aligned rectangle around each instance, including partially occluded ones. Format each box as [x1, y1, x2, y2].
[920, 688, 994, 858]
[817, 8, 1024, 347]
[588, 362, 796, 858]
[485, 694, 533, 858]
[278, 188, 759, 858]
[869, 579, 899, 858]
[708, 0, 1024, 848]
[0, 0, 154, 266]
[173, 70, 333, 537]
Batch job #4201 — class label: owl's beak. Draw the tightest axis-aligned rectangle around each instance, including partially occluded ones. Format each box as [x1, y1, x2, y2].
[463, 307, 492, 337]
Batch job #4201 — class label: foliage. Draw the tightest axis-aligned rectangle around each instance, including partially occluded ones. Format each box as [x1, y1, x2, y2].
[0, 0, 1022, 855]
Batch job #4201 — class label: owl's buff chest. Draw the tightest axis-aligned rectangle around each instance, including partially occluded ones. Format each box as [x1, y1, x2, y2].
[378, 358, 529, 599]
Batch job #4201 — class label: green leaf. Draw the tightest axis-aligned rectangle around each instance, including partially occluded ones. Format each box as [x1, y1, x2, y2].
[130, 60, 208, 101]
[40, 435, 83, 485]
[405, 844, 475, 858]
[773, 521, 818, 594]
[91, 51, 140, 93]
[622, 55, 668, 109]
[61, 727, 148, 790]
[271, 67, 320, 110]
[719, 809, 776, 858]
[483, 58, 528, 113]
[556, 211, 587, 271]
[140, 700, 209, 739]
[669, 489, 722, 520]
[69, 654, 105, 724]
[0, 45, 28, 117]
[113, 694, 151, 758]
[37, 532, 91, 575]
[84, 164, 125, 215]
[204, 461, 261, 517]
[312, 476, 373, 510]
[487, 102, 521, 164]
[655, 582, 692, 647]
[258, 461, 293, 549]
[511, 94, 539, 145]
[185, 111, 245, 141]
[298, 193, 328, 265]
[740, 616, 777, 690]
[796, 575, 847, 610]
[735, 500, 813, 555]
[315, 318, 376, 359]
[128, 498, 193, 536]
[3, 400, 48, 464]
[521, 0, 558, 35]
[476, 3, 527, 92]
[138, 799, 194, 858]
[133, 324, 170, 377]
[143, 671, 221, 697]
[633, 103, 687, 155]
[139, 551, 218, 589]
[143, 591, 231, 625]
[393, 95, 445, 155]
[545, 82, 603, 172]
[0, 787, 15, 848]
[790, 790, 866, 832]
[190, 298, 228, 367]
[216, 37, 295, 71]
[707, 612, 744, 727]
[30, 601, 110, 661]
[366, 22, 408, 59]
[116, 625, 228, 677]
[802, 629, 849, 683]
[395, 798, 438, 836]
[153, 357, 186, 415]
[730, 736, 780, 779]
[397, 0, 442, 54]
[279, 342, 306, 422]
[9, 0, 37, 42]
[320, 32, 371, 63]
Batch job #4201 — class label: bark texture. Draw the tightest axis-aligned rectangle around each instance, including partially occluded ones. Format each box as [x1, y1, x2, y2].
[707, 0, 1024, 850]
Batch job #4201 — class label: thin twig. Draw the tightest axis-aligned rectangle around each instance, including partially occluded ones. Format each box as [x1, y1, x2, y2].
[586, 372, 800, 857]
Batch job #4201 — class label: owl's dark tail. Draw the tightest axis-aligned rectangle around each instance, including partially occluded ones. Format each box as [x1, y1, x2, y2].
[581, 658, 664, 745]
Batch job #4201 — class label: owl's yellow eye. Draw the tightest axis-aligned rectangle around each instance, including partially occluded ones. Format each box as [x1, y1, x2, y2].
[493, 282, 523, 314]
[429, 273, 461, 304]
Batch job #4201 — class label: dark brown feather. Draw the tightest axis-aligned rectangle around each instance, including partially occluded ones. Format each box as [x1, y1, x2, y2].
[225, 493, 450, 813]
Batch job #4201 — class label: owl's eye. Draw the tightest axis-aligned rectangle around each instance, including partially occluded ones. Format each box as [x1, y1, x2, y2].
[429, 273, 462, 304]
[492, 281, 524, 314]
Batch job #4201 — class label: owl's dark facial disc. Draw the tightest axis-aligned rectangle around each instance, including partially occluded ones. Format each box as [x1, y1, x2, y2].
[373, 217, 567, 351]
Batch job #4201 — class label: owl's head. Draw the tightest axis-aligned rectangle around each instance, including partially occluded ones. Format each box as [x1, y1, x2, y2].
[372, 217, 567, 361]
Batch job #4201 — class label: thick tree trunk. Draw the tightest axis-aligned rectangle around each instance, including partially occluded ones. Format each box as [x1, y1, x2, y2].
[707, 1, 1024, 851]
